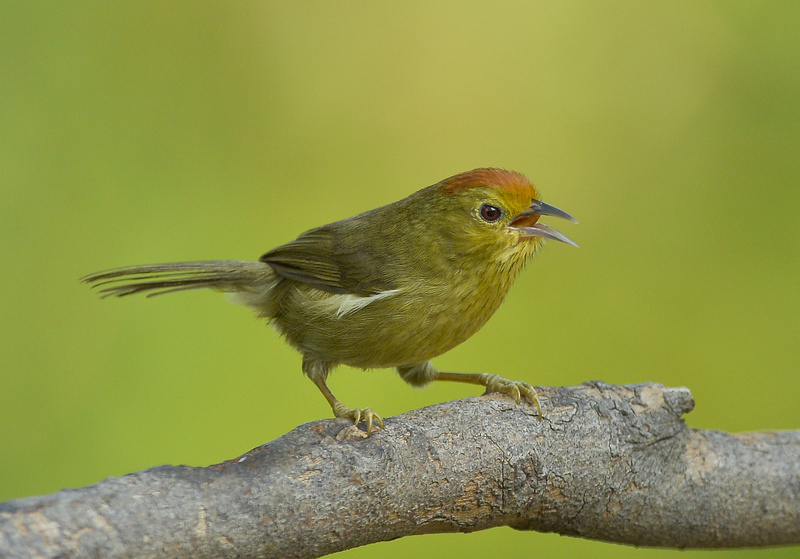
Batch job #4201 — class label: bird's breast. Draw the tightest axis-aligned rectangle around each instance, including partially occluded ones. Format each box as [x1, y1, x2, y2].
[272, 237, 540, 369]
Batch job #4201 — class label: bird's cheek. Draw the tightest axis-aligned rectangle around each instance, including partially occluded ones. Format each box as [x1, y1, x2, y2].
[506, 229, 525, 247]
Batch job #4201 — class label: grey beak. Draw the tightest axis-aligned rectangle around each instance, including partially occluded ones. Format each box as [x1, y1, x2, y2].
[510, 199, 578, 247]
[525, 200, 578, 223]
[515, 222, 579, 246]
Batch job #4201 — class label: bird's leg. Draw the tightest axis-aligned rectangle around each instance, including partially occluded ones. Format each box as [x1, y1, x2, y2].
[398, 362, 542, 419]
[436, 372, 542, 418]
[309, 373, 384, 435]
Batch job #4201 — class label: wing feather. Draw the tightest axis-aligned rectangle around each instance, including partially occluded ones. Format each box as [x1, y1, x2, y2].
[260, 226, 394, 296]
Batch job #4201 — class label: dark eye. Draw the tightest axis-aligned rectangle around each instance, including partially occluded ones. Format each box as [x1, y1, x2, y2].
[479, 204, 502, 222]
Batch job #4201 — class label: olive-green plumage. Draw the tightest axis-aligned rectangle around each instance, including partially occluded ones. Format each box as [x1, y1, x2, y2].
[84, 168, 576, 434]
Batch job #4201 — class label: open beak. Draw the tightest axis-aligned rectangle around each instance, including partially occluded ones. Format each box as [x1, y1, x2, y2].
[508, 200, 578, 247]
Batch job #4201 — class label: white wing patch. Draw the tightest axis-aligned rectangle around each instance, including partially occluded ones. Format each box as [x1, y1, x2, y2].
[322, 289, 401, 318]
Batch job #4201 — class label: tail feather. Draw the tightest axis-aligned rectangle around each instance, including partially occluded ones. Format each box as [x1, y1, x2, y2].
[82, 260, 275, 298]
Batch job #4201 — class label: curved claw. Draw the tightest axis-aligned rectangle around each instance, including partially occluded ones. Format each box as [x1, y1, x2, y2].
[481, 373, 543, 420]
[333, 402, 384, 435]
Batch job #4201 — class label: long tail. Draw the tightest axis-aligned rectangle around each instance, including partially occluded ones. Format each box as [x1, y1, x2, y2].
[82, 260, 276, 298]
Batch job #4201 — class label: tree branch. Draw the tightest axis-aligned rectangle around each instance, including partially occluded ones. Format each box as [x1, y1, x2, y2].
[1, 382, 798, 558]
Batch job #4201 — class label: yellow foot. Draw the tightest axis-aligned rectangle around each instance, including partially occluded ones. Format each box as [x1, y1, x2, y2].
[480, 373, 542, 419]
[332, 402, 384, 435]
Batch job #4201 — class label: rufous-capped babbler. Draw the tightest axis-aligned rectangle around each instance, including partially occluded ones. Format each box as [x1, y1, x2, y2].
[83, 168, 577, 435]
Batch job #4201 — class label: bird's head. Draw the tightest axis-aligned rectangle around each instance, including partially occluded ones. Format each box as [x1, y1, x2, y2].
[433, 168, 577, 261]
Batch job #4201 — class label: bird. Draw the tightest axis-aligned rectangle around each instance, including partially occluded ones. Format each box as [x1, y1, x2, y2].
[83, 168, 577, 435]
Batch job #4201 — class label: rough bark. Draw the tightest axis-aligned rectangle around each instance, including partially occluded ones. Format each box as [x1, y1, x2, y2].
[1, 382, 798, 559]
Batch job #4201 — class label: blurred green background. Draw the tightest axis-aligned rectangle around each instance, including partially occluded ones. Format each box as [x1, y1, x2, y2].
[2, 1, 798, 557]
